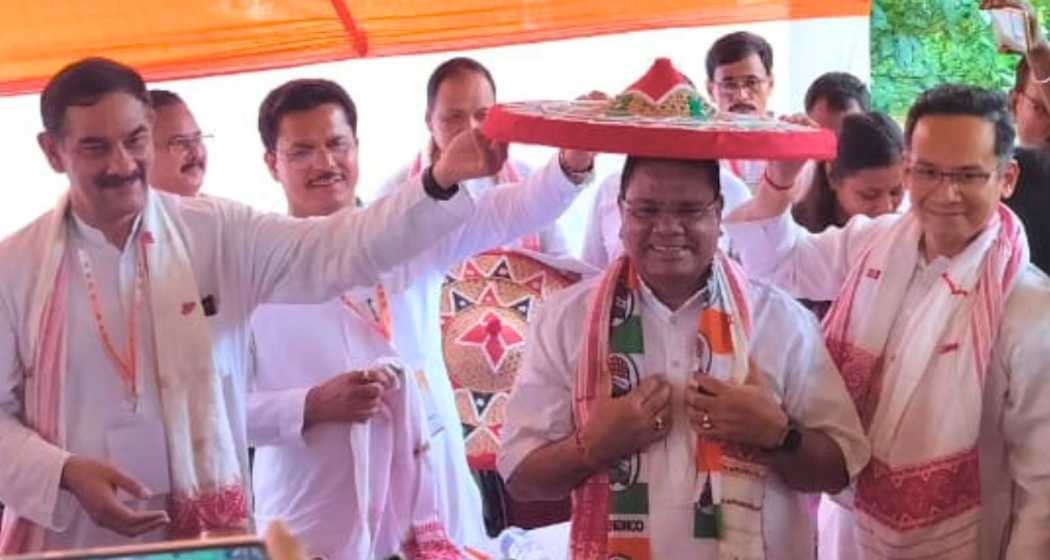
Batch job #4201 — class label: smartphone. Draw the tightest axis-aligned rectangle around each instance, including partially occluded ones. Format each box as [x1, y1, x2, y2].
[5, 535, 269, 560]
[986, 8, 1030, 53]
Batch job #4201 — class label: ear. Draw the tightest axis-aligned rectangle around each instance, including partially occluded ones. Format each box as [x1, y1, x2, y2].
[264, 151, 280, 183]
[706, 80, 716, 101]
[37, 132, 66, 173]
[1000, 158, 1020, 200]
[767, 74, 775, 92]
[424, 109, 434, 135]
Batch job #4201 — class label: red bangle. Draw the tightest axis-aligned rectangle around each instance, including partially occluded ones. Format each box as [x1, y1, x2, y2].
[762, 169, 794, 191]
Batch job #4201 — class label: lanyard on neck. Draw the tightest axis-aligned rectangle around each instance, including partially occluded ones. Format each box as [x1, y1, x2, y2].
[341, 285, 392, 342]
[76, 239, 147, 410]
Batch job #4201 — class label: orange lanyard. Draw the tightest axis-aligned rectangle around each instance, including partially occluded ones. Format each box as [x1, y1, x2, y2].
[341, 285, 392, 342]
[76, 244, 146, 409]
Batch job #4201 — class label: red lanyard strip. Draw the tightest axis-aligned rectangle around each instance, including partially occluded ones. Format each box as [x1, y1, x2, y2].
[340, 286, 392, 342]
[76, 243, 146, 406]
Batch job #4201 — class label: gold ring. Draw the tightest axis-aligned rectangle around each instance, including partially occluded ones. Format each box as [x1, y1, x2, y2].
[654, 416, 664, 432]
[701, 412, 713, 430]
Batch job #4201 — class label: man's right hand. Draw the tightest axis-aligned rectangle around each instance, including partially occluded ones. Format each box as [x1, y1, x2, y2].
[431, 127, 508, 189]
[303, 369, 395, 428]
[60, 456, 170, 537]
[579, 375, 673, 468]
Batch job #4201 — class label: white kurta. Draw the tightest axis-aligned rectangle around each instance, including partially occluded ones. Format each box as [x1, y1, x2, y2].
[0, 179, 475, 552]
[580, 165, 752, 269]
[725, 211, 1050, 558]
[249, 293, 440, 560]
[371, 155, 584, 550]
[498, 274, 871, 559]
[381, 155, 569, 256]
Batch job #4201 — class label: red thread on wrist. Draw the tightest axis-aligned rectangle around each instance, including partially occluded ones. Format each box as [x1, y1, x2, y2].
[762, 169, 794, 191]
[574, 429, 601, 471]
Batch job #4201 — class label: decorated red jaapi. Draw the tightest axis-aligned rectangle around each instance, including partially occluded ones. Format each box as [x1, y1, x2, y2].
[482, 57, 836, 161]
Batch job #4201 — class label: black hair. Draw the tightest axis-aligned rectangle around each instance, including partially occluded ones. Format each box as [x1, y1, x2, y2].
[619, 157, 722, 200]
[148, 89, 185, 110]
[705, 31, 773, 81]
[1014, 57, 1031, 93]
[425, 57, 497, 116]
[41, 57, 149, 136]
[794, 111, 904, 232]
[804, 72, 871, 113]
[258, 79, 358, 152]
[905, 84, 1015, 162]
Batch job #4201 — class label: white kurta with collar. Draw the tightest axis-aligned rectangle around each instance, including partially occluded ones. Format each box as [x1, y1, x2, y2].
[0, 179, 474, 552]
[725, 211, 1050, 559]
[498, 274, 870, 559]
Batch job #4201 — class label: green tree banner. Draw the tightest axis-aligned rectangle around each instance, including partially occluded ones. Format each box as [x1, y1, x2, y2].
[872, 0, 1050, 116]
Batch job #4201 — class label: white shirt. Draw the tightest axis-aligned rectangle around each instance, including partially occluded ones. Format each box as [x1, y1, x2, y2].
[381, 156, 570, 256]
[371, 155, 584, 550]
[580, 165, 752, 269]
[725, 211, 1050, 558]
[498, 273, 870, 560]
[250, 294, 429, 560]
[0, 179, 474, 551]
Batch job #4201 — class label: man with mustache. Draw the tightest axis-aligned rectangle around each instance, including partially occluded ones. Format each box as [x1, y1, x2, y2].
[706, 31, 777, 191]
[148, 90, 208, 197]
[0, 57, 505, 554]
[247, 78, 593, 557]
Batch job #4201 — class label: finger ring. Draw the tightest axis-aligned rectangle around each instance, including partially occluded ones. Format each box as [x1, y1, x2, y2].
[653, 416, 664, 432]
[701, 412, 713, 431]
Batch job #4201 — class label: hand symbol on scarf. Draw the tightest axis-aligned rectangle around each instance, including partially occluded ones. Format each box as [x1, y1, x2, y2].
[685, 363, 788, 449]
[579, 375, 672, 468]
[304, 369, 398, 428]
[60, 456, 171, 537]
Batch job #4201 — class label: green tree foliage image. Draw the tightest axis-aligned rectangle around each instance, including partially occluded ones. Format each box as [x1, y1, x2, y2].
[871, 0, 1050, 116]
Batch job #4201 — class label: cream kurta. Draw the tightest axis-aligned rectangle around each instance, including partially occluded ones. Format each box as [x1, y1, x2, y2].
[0, 180, 474, 551]
[499, 274, 870, 559]
[725, 211, 1050, 558]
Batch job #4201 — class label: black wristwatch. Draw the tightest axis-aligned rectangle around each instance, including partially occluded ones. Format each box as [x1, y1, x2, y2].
[422, 164, 460, 201]
[768, 420, 802, 454]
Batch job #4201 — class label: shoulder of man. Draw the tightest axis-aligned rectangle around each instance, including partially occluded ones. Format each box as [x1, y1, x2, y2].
[1000, 264, 1050, 348]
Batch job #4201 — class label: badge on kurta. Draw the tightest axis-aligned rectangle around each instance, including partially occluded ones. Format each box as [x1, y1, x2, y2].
[440, 250, 580, 470]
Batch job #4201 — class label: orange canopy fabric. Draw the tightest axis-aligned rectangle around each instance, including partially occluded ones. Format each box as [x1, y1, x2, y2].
[1, 0, 870, 96]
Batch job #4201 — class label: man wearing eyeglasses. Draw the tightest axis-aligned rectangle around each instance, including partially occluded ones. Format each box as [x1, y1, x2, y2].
[247, 78, 594, 557]
[726, 84, 1050, 558]
[500, 156, 868, 559]
[148, 90, 209, 197]
[706, 31, 776, 192]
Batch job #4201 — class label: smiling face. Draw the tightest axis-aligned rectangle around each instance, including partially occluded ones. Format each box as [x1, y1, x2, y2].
[907, 114, 1017, 256]
[264, 103, 359, 218]
[39, 91, 153, 225]
[618, 159, 722, 306]
[149, 101, 207, 197]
